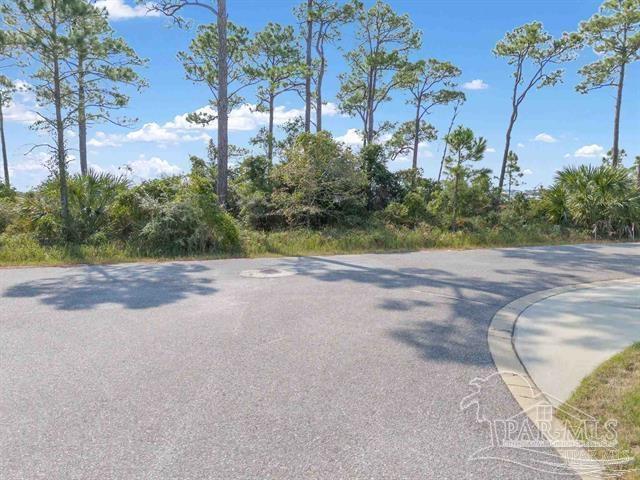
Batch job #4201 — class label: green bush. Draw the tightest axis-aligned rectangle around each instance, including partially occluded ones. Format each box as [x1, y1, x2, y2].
[115, 174, 240, 255]
[361, 144, 402, 211]
[271, 132, 367, 228]
[542, 165, 640, 238]
[233, 155, 280, 229]
[380, 190, 432, 227]
[67, 170, 130, 242]
[0, 183, 17, 200]
[13, 170, 129, 243]
[380, 201, 410, 226]
[0, 198, 16, 233]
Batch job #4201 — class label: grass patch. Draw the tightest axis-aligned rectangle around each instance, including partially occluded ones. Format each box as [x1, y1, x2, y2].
[0, 224, 602, 267]
[557, 343, 640, 479]
[241, 224, 593, 257]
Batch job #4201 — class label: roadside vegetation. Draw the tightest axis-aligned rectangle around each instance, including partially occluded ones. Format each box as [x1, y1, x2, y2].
[0, 0, 638, 266]
[558, 343, 640, 479]
[0, 133, 636, 266]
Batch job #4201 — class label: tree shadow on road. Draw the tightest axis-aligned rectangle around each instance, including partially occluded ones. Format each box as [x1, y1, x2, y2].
[275, 255, 535, 366]
[3, 263, 217, 311]
[498, 243, 640, 277]
[275, 244, 640, 366]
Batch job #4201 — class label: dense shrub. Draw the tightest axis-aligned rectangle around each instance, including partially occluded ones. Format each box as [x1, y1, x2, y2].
[380, 190, 432, 227]
[542, 165, 640, 238]
[67, 171, 130, 242]
[5, 167, 240, 255]
[0, 183, 17, 200]
[361, 144, 402, 211]
[233, 155, 279, 229]
[427, 171, 495, 230]
[0, 199, 16, 233]
[11, 171, 129, 243]
[270, 132, 367, 227]
[114, 174, 240, 254]
[136, 193, 239, 254]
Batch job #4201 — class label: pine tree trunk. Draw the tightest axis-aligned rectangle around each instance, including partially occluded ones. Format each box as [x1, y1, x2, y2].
[412, 99, 421, 171]
[0, 97, 9, 188]
[304, 0, 312, 133]
[612, 62, 625, 168]
[451, 171, 461, 231]
[366, 71, 376, 145]
[268, 93, 275, 162]
[438, 104, 459, 183]
[315, 50, 325, 132]
[216, 0, 229, 207]
[77, 52, 88, 176]
[53, 47, 70, 235]
[498, 108, 517, 197]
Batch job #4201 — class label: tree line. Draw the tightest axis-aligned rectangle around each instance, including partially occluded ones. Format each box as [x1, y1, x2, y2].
[0, 0, 638, 238]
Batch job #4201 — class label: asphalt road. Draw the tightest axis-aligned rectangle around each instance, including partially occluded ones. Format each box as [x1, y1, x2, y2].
[2, 243, 639, 479]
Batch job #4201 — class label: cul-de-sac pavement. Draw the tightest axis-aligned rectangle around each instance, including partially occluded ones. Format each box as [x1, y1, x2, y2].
[2, 243, 639, 479]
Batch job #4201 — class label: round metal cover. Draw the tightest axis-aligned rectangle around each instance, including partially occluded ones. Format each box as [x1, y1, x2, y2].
[240, 268, 296, 278]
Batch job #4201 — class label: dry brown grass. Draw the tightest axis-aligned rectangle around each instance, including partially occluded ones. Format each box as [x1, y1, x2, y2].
[558, 343, 640, 479]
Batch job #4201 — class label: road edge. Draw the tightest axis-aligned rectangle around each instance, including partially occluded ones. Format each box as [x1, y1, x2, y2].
[487, 277, 639, 480]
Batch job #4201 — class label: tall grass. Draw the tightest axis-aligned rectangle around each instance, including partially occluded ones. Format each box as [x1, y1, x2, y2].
[242, 224, 592, 257]
[0, 224, 596, 267]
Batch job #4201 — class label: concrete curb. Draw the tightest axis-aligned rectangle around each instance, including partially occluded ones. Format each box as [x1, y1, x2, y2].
[487, 277, 639, 480]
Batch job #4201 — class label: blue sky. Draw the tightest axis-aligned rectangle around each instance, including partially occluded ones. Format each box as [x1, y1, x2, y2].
[3, 0, 639, 191]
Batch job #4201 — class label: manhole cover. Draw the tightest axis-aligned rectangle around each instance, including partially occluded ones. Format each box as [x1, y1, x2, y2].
[240, 268, 296, 279]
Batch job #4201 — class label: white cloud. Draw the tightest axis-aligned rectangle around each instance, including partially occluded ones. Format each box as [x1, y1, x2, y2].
[564, 153, 572, 159]
[574, 144, 604, 158]
[167, 103, 311, 133]
[232, 104, 299, 131]
[533, 133, 557, 143]
[7, 152, 51, 189]
[94, 0, 160, 20]
[393, 141, 434, 163]
[90, 123, 210, 148]
[162, 109, 210, 131]
[335, 128, 362, 146]
[126, 155, 182, 180]
[462, 79, 489, 90]
[126, 122, 182, 143]
[320, 102, 340, 117]
[517, 142, 525, 149]
[4, 80, 38, 124]
[418, 144, 434, 159]
[88, 131, 123, 148]
[90, 103, 314, 149]
[523, 169, 533, 175]
[486, 147, 496, 153]
[4, 101, 38, 124]
[10, 153, 49, 174]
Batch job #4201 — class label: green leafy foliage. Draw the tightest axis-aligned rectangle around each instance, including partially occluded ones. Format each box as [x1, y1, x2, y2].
[246, 22, 306, 159]
[7, 168, 240, 254]
[493, 21, 582, 194]
[338, 0, 421, 144]
[361, 144, 402, 211]
[179, 21, 252, 122]
[440, 126, 487, 229]
[270, 132, 367, 227]
[577, 0, 640, 94]
[542, 164, 640, 237]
